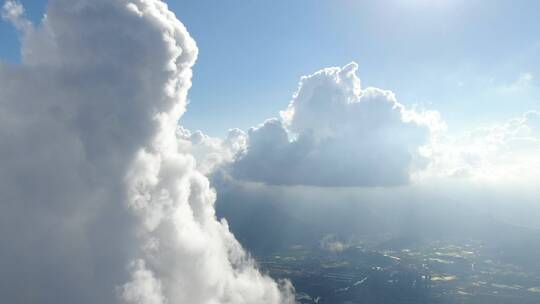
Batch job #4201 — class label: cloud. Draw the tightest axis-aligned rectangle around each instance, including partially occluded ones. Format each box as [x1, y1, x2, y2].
[497, 72, 534, 93]
[194, 63, 538, 188]
[0, 1, 293, 303]
[320, 235, 350, 253]
[177, 127, 247, 175]
[0, 0, 30, 31]
[227, 62, 442, 187]
[420, 110, 540, 183]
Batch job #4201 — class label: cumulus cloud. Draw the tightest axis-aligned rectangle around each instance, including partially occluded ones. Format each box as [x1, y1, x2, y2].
[0, 0, 30, 30]
[0, 1, 293, 303]
[177, 127, 247, 175]
[419, 110, 540, 183]
[203, 63, 538, 188]
[228, 63, 442, 187]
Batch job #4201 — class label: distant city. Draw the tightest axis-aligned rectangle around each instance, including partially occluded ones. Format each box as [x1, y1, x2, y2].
[257, 238, 540, 304]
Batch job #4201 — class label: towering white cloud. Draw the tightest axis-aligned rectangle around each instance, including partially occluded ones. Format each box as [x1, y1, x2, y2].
[0, 1, 293, 303]
[228, 63, 442, 187]
[213, 63, 539, 188]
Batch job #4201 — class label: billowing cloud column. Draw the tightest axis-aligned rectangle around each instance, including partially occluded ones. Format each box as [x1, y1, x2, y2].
[229, 63, 441, 187]
[0, 1, 293, 303]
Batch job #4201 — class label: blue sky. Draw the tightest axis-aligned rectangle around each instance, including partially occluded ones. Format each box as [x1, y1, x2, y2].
[3, 0, 539, 136]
